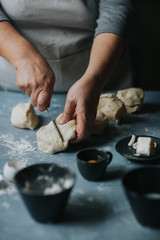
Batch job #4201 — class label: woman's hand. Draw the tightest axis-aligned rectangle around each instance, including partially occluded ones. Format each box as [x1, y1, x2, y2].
[0, 21, 55, 111]
[59, 74, 101, 142]
[16, 54, 55, 111]
[58, 33, 124, 142]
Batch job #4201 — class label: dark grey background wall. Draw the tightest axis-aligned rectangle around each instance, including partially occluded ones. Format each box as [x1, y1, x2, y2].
[129, 0, 160, 90]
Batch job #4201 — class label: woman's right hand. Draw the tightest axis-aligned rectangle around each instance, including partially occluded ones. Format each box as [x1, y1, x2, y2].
[0, 21, 55, 111]
[16, 53, 55, 111]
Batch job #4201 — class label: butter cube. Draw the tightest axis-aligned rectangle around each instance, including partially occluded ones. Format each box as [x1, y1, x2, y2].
[136, 137, 154, 156]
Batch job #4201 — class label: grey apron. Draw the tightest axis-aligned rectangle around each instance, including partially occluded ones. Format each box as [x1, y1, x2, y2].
[0, 0, 132, 92]
[0, 0, 98, 92]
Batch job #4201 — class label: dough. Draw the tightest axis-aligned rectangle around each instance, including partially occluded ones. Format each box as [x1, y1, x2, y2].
[117, 88, 144, 114]
[92, 112, 109, 135]
[36, 114, 76, 154]
[11, 103, 39, 130]
[97, 93, 126, 123]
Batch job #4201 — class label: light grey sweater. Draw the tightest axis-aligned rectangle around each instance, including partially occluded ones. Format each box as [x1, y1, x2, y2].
[0, 0, 133, 38]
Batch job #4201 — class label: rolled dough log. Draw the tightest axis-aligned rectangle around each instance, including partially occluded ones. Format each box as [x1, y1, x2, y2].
[97, 93, 126, 123]
[36, 114, 76, 154]
[11, 103, 39, 130]
[117, 88, 144, 114]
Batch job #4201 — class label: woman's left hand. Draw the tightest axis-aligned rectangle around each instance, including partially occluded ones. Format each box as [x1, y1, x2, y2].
[58, 33, 124, 142]
[58, 74, 101, 142]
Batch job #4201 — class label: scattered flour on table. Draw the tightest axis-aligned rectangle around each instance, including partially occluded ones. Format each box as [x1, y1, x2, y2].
[113, 203, 129, 213]
[0, 133, 36, 161]
[96, 183, 105, 192]
[0, 175, 3, 181]
[103, 146, 112, 152]
[2, 202, 10, 208]
[52, 104, 61, 108]
[74, 189, 84, 195]
[86, 196, 94, 202]
[0, 179, 16, 196]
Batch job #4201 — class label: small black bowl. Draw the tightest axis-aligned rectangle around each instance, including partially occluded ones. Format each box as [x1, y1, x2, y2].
[77, 148, 112, 181]
[122, 167, 160, 228]
[14, 163, 76, 223]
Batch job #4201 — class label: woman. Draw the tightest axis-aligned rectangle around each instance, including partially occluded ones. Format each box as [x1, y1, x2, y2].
[0, 0, 133, 142]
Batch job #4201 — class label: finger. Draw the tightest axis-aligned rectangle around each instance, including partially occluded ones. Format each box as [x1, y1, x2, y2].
[17, 85, 25, 93]
[31, 81, 54, 107]
[16, 80, 24, 92]
[72, 112, 89, 143]
[59, 99, 76, 125]
[25, 88, 32, 97]
[30, 89, 39, 106]
[37, 90, 52, 111]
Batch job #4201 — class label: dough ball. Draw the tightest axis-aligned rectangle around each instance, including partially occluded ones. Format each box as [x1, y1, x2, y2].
[11, 103, 39, 130]
[36, 114, 76, 154]
[92, 112, 109, 135]
[3, 160, 26, 181]
[117, 88, 144, 114]
[97, 93, 126, 123]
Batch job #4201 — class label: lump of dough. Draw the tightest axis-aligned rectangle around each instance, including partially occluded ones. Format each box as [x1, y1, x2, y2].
[117, 88, 144, 114]
[11, 103, 39, 130]
[92, 112, 109, 135]
[36, 114, 76, 154]
[97, 93, 126, 123]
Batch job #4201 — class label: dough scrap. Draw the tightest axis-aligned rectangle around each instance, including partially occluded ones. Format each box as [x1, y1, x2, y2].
[11, 103, 39, 130]
[117, 88, 144, 114]
[36, 114, 76, 154]
[97, 93, 126, 123]
[92, 112, 109, 135]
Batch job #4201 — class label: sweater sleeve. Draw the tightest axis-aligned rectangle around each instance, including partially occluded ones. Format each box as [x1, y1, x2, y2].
[0, 4, 10, 22]
[95, 0, 133, 39]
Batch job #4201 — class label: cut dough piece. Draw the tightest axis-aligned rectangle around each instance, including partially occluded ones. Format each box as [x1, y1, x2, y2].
[117, 88, 144, 114]
[11, 103, 39, 130]
[97, 93, 126, 123]
[135, 137, 155, 156]
[36, 114, 76, 154]
[92, 112, 109, 135]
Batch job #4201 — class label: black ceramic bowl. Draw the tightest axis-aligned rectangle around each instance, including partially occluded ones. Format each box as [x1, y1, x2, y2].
[122, 167, 160, 228]
[77, 148, 112, 181]
[14, 163, 76, 223]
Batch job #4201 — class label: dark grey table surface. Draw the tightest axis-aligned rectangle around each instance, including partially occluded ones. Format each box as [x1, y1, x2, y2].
[0, 90, 160, 240]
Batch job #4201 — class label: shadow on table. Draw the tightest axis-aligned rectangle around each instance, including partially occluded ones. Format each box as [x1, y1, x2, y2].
[37, 116, 48, 128]
[141, 103, 160, 114]
[63, 195, 112, 225]
[120, 103, 160, 125]
[67, 125, 121, 153]
[100, 166, 126, 182]
[121, 114, 147, 125]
